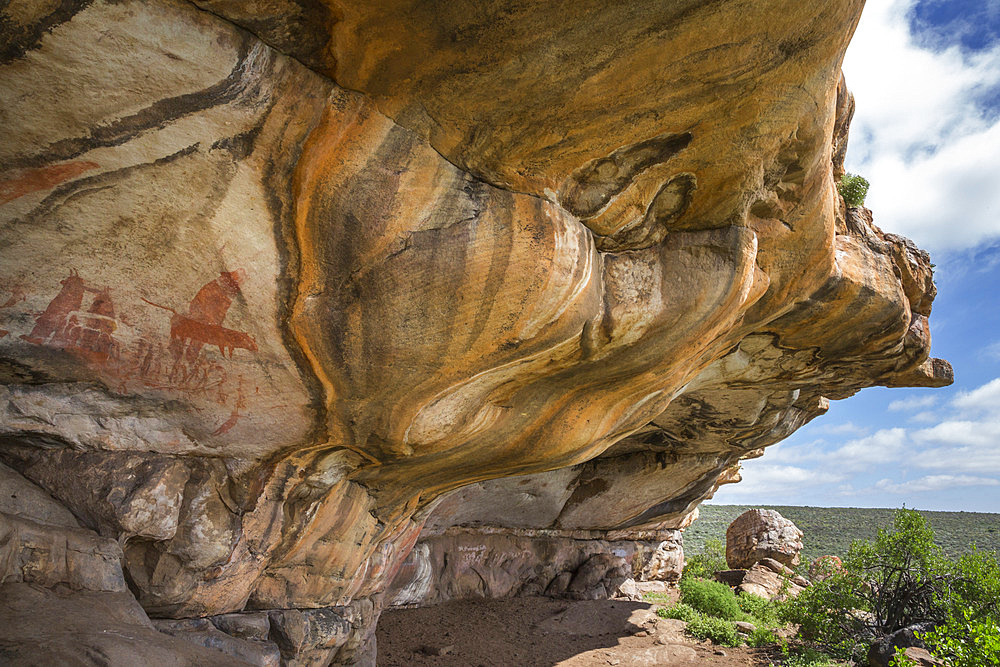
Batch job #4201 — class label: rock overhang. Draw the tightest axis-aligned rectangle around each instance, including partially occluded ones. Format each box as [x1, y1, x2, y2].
[0, 0, 952, 663]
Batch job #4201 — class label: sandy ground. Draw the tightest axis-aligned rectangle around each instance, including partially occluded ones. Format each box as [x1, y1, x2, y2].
[377, 593, 780, 667]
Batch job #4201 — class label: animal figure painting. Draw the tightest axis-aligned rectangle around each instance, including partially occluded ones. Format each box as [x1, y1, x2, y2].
[21, 270, 119, 364]
[142, 269, 257, 370]
[14, 268, 260, 438]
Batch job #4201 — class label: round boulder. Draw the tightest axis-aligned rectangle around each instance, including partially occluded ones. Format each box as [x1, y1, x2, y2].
[725, 509, 803, 570]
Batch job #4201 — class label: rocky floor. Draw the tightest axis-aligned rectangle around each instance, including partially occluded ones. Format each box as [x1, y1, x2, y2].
[377, 594, 779, 667]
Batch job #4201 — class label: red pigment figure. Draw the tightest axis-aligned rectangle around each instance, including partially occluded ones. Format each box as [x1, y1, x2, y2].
[74, 288, 117, 363]
[21, 270, 86, 345]
[142, 269, 257, 375]
[21, 271, 121, 365]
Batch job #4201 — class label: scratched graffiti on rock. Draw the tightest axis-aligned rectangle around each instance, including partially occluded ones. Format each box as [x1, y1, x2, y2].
[17, 269, 259, 436]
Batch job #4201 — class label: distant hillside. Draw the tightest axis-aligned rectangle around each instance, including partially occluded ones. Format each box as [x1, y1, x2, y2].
[684, 504, 1000, 564]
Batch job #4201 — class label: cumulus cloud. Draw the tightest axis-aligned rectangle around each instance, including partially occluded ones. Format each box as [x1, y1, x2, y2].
[715, 377, 1000, 505]
[886, 377, 1000, 474]
[914, 418, 1000, 449]
[951, 377, 1000, 413]
[915, 445, 1000, 475]
[713, 463, 845, 499]
[910, 411, 939, 424]
[842, 0, 1000, 252]
[875, 475, 1000, 494]
[827, 428, 909, 470]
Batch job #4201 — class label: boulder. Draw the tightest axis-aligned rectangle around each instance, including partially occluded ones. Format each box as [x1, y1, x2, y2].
[641, 535, 685, 582]
[726, 509, 805, 569]
[897, 648, 945, 667]
[617, 578, 643, 601]
[152, 618, 281, 667]
[0, 583, 253, 666]
[736, 562, 806, 601]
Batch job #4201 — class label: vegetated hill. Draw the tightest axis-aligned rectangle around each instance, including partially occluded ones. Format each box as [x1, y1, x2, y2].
[684, 504, 1000, 564]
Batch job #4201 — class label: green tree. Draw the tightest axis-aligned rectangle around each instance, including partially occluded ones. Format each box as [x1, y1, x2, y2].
[781, 509, 948, 656]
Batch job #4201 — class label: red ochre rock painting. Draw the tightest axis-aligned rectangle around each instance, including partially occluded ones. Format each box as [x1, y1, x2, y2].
[19, 270, 258, 437]
[19, 270, 119, 365]
[0, 161, 99, 205]
[143, 269, 258, 368]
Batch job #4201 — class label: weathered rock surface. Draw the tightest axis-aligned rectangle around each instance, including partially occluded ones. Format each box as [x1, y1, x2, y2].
[726, 509, 805, 569]
[386, 527, 682, 607]
[736, 561, 808, 601]
[0, 0, 951, 663]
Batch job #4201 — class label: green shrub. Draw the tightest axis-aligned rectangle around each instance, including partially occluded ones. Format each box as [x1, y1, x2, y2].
[780, 643, 839, 667]
[657, 602, 700, 623]
[683, 537, 727, 580]
[919, 548, 1000, 667]
[745, 627, 780, 647]
[679, 576, 743, 620]
[921, 610, 1000, 667]
[686, 614, 742, 647]
[737, 593, 779, 627]
[890, 646, 919, 667]
[640, 591, 674, 605]
[838, 172, 869, 207]
[780, 509, 948, 657]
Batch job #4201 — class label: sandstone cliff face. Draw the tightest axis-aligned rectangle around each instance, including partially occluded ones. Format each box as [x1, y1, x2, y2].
[0, 0, 950, 664]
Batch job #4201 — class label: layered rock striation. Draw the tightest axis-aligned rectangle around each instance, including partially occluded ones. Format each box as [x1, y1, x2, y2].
[1, 0, 950, 664]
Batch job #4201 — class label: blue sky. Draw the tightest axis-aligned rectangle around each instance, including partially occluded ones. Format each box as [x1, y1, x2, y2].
[711, 0, 1000, 512]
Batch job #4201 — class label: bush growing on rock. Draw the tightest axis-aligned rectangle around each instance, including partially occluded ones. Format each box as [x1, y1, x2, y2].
[657, 602, 700, 624]
[745, 627, 781, 648]
[838, 172, 870, 207]
[657, 579, 786, 649]
[736, 593, 779, 627]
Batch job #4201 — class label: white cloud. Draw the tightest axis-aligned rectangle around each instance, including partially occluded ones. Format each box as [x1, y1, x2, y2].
[738, 428, 908, 475]
[981, 341, 1000, 361]
[842, 0, 1000, 252]
[915, 445, 1000, 475]
[952, 377, 1000, 413]
[914, 418, 1000, 449]
[910, 411, 939, 424]
[875, 475, 1000, 494]
[712, 463, 845, 500]
[824, 428, 908, 471]
[888, 395, 937, 412]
